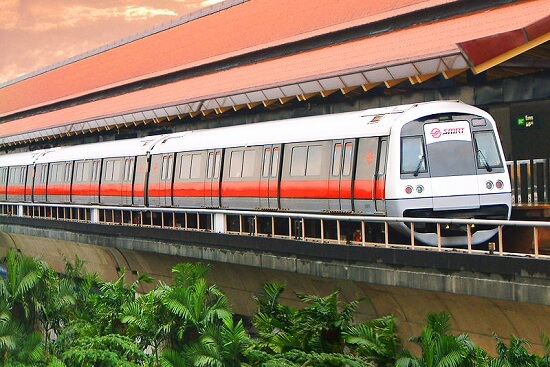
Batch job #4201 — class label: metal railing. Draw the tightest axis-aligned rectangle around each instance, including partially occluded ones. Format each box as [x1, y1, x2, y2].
[1, 202, 549, 260]
[508, 158, 550, 205]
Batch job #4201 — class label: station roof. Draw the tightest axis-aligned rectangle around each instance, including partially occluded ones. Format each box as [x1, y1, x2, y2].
[0, 0, 549, 147]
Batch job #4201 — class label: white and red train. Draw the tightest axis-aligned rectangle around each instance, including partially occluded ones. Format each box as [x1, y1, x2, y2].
[0, 101, 511, 245]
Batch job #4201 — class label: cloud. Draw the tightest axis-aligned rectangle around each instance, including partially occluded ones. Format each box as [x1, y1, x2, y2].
[200, 0, 225, 7]
[0, 0, 208, 84]
[0, 0, 19, 30]
[2, 4, 179, 32]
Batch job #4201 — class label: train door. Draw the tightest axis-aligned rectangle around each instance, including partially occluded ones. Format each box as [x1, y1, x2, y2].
[7, 166, 26, 202]
[133, 156, 147, 206]
[259, 145, 281, 209]
[160, 154, 174, 207]
[24, 165, 34, 202]
[0, 167, 7, 201]
[90, 160, 101, 203]
[34, 164, 48, 202]
[62, 161, 73, 203]
[374, 138, 388, 213]
[121, 157, 135, 206]
[328, 140, 355, 212]
[423, 121, 480, 210]
[204, 149, 222, 207]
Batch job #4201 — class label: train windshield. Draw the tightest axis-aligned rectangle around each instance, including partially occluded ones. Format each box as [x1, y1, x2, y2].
[422, 120, 477, 178]
[473, 131, 503, 170]
[401, 136, 426, 175]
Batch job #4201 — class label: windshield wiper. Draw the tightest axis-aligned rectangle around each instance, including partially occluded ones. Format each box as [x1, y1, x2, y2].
[477, 149, 493, 172]
[413, 156, 425, 177]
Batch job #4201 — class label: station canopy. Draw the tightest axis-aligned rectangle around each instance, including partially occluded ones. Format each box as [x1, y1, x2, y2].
[0, 0, 548, 147]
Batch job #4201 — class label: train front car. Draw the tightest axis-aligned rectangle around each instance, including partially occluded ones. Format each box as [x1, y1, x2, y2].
[385, 101, 511, 246]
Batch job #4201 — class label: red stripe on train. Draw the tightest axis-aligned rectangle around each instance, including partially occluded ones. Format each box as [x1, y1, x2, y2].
[8, 180, 385, 200]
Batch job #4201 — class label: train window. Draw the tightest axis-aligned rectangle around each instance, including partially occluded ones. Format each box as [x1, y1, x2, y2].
[180, 155, 192, 179]
[207, 152, 215, 179]
[40, 165, 47, 183]
[161, 156, 173, 181]
[262, 148, 271, 177]
[180, 154, 202, 179]
[401, 136, 426, 174]
[291, 145, 323, 177]
[214, 151, 221, 179]
[104, 160, 114, 181]
[104, 159, 121, 182]
[19, 166, 26, 184]
[75, 162, 85, 182]
[229, 149, 255, 178]
[242, 150, 255, 178]
[306, 145, 322, 176]
[207, 151, 221, 179]
[0, 168, 6, 184]
[343, 142, 353, 176]
[92, 161, 100, 182]
[473, 131, 502, 169]
[332, 143, 342, 176]
[64, 163, 72, 182]
[49, 164, 59, 183]
[229, 151, 243, 178]
[378, 139, 388, 175]
[9, 167, 22, 184]
[123, 158, 134, 181]
[290, 146, 307, 176]
[271, 147, 280, 177]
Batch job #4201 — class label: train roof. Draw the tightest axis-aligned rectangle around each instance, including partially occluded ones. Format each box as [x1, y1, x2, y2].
[33, 135, 166, 163]
[150, 100, 482, 154]
[0, 100, 490, 166]
[0, 149, 56, 166]
[151, 104, 412, 154]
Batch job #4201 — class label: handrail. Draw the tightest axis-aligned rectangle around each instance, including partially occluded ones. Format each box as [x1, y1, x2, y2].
[0, 201, 548, 260]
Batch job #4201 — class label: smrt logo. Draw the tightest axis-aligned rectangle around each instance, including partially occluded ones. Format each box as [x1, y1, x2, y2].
[430, 128, 442, 138]
[430, 127, 464, 139]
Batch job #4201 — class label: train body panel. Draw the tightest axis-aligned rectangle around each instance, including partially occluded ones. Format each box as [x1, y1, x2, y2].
[0, 101, 512, 246]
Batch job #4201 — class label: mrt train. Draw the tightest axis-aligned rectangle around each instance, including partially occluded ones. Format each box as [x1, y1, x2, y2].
[0, 101, 511, 245]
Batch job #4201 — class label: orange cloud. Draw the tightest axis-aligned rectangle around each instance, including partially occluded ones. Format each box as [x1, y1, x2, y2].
[0, 0, 207, 84]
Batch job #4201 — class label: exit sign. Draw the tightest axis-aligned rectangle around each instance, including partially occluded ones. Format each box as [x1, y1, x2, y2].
[516, 114, 535, 128]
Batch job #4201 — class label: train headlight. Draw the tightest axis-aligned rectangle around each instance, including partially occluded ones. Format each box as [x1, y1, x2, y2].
[416, 185, 424, 194]
[495, 180, 504, 189]
[405, 185, 413, 194]
[485, 180, 494, 190]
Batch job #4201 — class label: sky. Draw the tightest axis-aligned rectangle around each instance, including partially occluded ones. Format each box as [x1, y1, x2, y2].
[0, 0, 221, 85]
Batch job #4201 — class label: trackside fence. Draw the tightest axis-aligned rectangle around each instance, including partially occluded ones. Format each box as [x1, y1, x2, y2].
[507, 158, 550, 205]
[0, 202, 549, 260]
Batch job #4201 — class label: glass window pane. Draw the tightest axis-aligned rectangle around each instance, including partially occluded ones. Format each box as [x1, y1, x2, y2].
[343, 142, 353, 176]
[306, 145, 322, 176]
[262, 148, 271, 177]
[230, 150, 243, 178]
[190, 154, 202, 179]
[271, 147, 280, 177]
[242, 149, 255, 178]
[207, 152, 215, 179]
[401, 137, 425, 174]
[214, 151, 221, 179]
[290, 146, 307, 176]
[332, 143, 342, 176]
[180, 155, 191, 179]
[474, 131, 503, 169]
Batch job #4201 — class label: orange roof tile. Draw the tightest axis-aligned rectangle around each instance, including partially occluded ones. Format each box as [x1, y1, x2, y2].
[1, 0, 547, 143]
[0, 0, 460, 117]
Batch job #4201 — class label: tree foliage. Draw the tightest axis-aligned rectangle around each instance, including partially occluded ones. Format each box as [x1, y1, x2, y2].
[1, 251, 549, 367]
